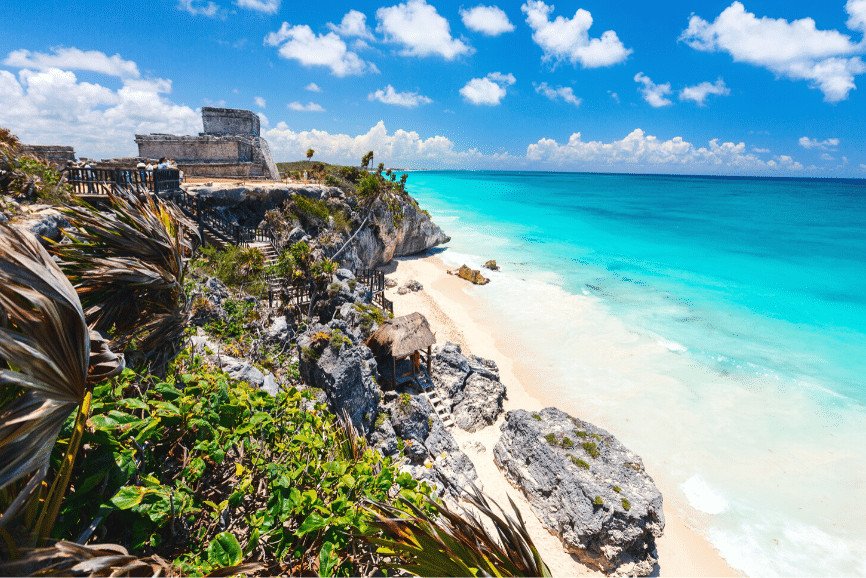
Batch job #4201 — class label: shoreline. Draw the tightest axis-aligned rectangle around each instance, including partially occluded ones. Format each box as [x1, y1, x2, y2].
[386, 252, 738, 577]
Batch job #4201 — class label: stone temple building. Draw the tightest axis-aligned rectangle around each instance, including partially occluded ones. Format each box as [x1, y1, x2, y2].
[135, 107, 279, 180]
[21, 145, 76, 168]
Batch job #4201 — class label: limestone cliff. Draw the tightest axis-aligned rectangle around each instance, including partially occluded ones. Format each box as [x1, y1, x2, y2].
[184, 182, 449, 269]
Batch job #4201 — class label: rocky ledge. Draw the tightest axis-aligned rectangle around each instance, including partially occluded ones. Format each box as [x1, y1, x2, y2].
[494, 407, 664, 576]
[431, 342, 506, 432]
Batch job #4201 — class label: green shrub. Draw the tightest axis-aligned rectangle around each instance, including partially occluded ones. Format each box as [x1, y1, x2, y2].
[58, 352, 433, 575]
[613, 485, 622, 493]
[544, 433, 557, 445]
[290, 195, 330, 228]
[353, 303, 386, 334]
[621, 498, 631, 511]
[328, 328, 352, 350]
[561, 437, 574, 448]
[204, 298, 257, 340]
[197, 245, 267, 297]
[582, 441, 600, 459]
[593, 496, 603, 507]
[569, 456, 590, 470]
[531, 412, 542, 421]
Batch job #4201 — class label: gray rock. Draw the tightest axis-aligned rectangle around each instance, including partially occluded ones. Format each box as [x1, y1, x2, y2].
[384, 277, 398, 289]
[494, 408, 664, 576]
[452, 373, 506, 432]
[266, 315, 290, 342]
[297, 322, 381, 436]
[191, 277, 229, 326]
[221, 358, 280, 396]
[431, 342, 506, 432]
[22, 207, 68, 242]
[397, 279, 423, 295]
[335, 268, 355, 281]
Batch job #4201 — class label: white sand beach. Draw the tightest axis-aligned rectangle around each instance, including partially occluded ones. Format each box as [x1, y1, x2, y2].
[386, 253, 738, 577]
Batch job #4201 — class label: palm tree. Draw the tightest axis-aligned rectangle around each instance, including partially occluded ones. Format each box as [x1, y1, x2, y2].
[0, 224, 124, 539]
[306, 148, 315, 162]
[51, 192, 196, 369]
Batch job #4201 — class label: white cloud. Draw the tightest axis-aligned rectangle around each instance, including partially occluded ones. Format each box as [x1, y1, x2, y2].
[798, 136, 840, 150]
[328, 10, 374, 40]
[820, 152, 835, 161]
[460, 5, 515, 36]
[177, 0, 221, 17]
[752, 146, 770, 153]
[305, 82, 321, 92]
[265, 23, 377, 76]
[254, 96, 266, 108]
[679, 78, 730, 105]
[288, 101, 325, 112]
[235, 0, 279, 14]
[848, 0, 866, 31]
[0, 58, 200, 159]
[264, 120, 504, 168]
[377, 0, 473, 59]
[526, 128, 803, 174]
[368, 85, 432, 107]
[4, 47, 140, 79]
[860, 163, 866, 171]
[520, 0, 631, 68]
[608, 90, 620, 103]
[680, 2, 866, 102]
[634, 72, 672, 107]
[534, 82, 581, 106]
[460, 72, 516, 105]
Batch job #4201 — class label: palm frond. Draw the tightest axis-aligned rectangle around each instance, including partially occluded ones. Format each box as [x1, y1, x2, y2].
[368, 481, 551, 577]
[52, 192, 197, 367]
[0, 224, 123, 526]
[0, 540, 265, 577]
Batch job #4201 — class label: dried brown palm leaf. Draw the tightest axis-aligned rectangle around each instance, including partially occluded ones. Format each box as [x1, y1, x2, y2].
[0, 224, 123, 533]
[0, 540, 265, 577]
[367, 480, 551, 577]
[52, 192, 197, 368]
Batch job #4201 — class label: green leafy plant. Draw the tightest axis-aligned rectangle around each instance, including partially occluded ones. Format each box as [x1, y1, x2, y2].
[582, 441, 600, 459]
[569, 456, 590, 470]
[621, 498, 631, 511]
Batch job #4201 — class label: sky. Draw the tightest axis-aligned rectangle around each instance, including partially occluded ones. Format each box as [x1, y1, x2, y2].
[1, 0, 865, 177]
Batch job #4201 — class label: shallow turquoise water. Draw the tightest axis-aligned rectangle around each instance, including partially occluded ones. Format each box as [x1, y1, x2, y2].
[408, 171, 866, 403]
[403, 170, 866, 576]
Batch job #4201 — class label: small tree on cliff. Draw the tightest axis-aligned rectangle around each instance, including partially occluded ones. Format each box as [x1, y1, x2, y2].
[306, 148, 315, 162]
[331, 172, 384, 260]
[361, 151, 374, 169]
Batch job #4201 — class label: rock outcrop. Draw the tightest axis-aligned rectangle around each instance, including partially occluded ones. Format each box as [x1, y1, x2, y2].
[182, 182, 449, 271]
[397, 279, 423, 295]
[450, 264, 489, 285]
[494, 408, 664, 576]
[483, 259, 500, 271]
[297, 320, 382, 436]
[431, 343, 505, 432]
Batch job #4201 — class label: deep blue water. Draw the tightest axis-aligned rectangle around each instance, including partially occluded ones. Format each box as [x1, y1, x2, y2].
[405, 171, 866, 404]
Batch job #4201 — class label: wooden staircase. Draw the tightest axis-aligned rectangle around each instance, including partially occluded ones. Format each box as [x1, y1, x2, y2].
[417, 373, 454, 429]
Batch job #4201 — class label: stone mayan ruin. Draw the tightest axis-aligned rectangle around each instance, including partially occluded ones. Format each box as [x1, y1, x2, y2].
[21, 145, 76, 168]
[135, 107, 279, 180]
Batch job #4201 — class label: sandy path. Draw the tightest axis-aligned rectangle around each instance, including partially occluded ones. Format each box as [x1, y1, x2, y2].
[386, 254, 738, 577]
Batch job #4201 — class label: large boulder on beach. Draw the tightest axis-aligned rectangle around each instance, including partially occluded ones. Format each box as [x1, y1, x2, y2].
[431, 343, 505, 432]
[494, 407, 664, 576]
[451, 264, 489, 285]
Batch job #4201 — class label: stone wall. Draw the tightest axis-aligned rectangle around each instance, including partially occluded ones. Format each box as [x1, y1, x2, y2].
[202, 107, 260, 137]
[21, 145, 76, 167]
[134, 107, 279, 180]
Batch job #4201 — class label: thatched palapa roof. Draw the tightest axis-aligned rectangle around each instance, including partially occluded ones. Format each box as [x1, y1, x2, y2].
[366, 312, 436, 359]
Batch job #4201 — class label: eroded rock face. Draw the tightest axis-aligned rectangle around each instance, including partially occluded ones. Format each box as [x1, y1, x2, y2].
[431, 343, 506, 432]
[297, 321, 382, 436]
[397, 279, 423, 295]
[494, 408, 664, 576]
[375, 390, 478, 495]
[18, 205, 69, 242]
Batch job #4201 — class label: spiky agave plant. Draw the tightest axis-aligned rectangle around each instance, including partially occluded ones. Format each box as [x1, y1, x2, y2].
[0, 224, 124, 539]
[52, 192, 197, 370]
[368, 481, 551, 577]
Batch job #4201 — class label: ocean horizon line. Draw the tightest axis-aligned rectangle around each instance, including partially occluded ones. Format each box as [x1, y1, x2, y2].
[401, 167, 866, 184]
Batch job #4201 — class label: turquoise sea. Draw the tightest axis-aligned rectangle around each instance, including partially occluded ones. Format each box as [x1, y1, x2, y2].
[404, 171, 866, 576]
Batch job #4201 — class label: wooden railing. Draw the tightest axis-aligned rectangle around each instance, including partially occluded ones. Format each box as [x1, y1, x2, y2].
[63, 167, 181, 196]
